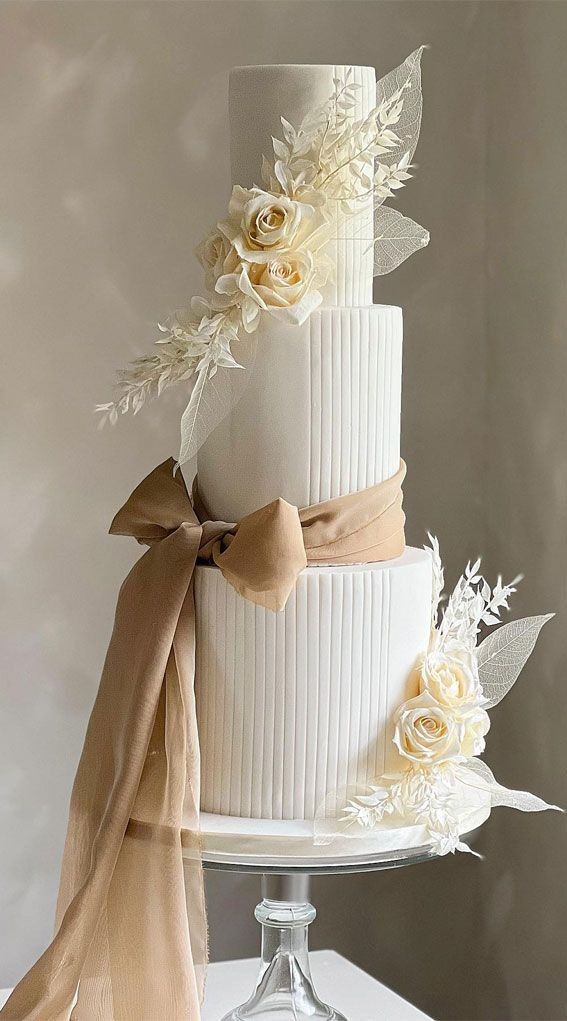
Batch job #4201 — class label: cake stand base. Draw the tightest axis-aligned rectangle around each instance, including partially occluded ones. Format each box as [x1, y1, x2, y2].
[196, 799, 490, 1018]
[221, 874, 346, 1021]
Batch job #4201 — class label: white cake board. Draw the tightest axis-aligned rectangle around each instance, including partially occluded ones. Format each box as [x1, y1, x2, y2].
[187, 784, 491, 870]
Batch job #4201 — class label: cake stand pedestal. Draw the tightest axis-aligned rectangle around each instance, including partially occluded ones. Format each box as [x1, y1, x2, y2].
[203, 841, 442, 1021]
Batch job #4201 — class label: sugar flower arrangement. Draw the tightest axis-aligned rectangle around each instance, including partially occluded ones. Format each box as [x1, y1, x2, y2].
[342, 537, 561, 856]
[97, 49, 429, 466]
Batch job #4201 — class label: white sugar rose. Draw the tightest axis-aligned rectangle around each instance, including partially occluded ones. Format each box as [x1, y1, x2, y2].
[460, 706, 491, 756]
[215, 248, 327, 329]
[418, 649, 482, 709]
[220, 186, 321, 263]
[196, 227, 234, 291]
[393, 693, 465, 765]
[246, 250, 316, 306]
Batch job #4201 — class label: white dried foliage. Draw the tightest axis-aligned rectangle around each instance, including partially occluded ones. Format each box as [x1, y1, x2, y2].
[374, 47, 425, 176]
[343, 763, 482, 858]
[266, 48, 429, 276]
[176, 333, 256, 469]
[372, 206, 430, 276]
[96, 311, 214, 427]
[340, 540, 559, 857]
[437, 555, 521, 653]
[263, 67, 377, 207]
[96, 306, 241, 428]
[459, 758, 563, 814]
[372, 47, 429, 273]
[424, 533, 444, 630]
[477, 614, 554, 708]
[100, 50, 430, 461]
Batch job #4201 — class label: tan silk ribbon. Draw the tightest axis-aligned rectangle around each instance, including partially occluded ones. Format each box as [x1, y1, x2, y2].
[1, 458, 405, 1020]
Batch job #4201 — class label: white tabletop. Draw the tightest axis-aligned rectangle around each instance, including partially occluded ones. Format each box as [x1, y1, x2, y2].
[1, 950, 432, 1020]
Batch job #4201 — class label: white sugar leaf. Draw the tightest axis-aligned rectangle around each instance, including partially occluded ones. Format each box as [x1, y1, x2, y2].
[353, 789, 388, 807]
[280, 116, 296, 145]
[373, 206, 429, 275]
[177, 358, 209, 468]
[290, 135, 314, 159]
[157, 369, 170, 396]
[460, 759, 562, 814]
[274, 159, 293, 194]
[214, 351, 242, 370]
[424, 533, 444, 630]
[261, 154, 274, 187]
[176, 334, 257, 468]
[456, 841, 484, 859]
[271, 136, 289, 160]
[477, 614, 554, 708]
[374, 46, 425, 210]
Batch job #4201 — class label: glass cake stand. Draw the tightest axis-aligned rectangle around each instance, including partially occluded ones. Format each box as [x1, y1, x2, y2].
[203, 840, 446, 1020]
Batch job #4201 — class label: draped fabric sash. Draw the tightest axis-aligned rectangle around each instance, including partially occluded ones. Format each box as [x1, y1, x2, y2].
[1, 459, 405, 1020]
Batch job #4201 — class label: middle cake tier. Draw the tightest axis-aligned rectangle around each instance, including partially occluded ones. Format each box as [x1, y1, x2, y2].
[195, 549, 432, 821]
[197, 304, 402, 522]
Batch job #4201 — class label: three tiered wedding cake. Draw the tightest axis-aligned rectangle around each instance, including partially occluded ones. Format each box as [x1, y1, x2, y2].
[98, 48, 555, 859]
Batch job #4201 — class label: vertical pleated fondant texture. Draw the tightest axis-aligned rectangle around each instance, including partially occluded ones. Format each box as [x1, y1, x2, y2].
[308, 305, 402, 503]
[195, 550, 432, 821]
[229, 63, 376, 307]
[197, 305, 402, 521]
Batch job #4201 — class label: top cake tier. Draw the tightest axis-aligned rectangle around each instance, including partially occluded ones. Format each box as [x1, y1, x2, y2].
[229, 64, 376, 308]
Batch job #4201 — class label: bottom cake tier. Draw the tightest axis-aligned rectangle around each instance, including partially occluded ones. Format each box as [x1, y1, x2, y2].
[194, 548, 432, 821]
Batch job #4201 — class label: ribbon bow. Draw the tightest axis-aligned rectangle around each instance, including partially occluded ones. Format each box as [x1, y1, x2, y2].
[112, 457, 406, 611]
[2, 459, 405, 1020]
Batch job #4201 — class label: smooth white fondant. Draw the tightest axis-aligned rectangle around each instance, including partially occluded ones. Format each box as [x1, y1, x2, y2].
[197, 305, 402, 521]
[229, 64, 376, 307]
[189, 782, 491, 864]
[195, 549, 432, 821]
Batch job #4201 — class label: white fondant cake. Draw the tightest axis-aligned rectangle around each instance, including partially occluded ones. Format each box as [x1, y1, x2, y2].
[194, 63, 433, 826]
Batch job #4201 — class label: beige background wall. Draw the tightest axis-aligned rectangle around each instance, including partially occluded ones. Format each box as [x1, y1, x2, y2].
[0, 3, 565, 1018]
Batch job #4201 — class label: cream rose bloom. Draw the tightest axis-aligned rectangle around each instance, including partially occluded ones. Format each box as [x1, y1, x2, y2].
[195, 227, 234, 291]
[418, 649, 482, 709]
[220, 186, 321, 263]
[460, 706, 491, 756]
[215, 248, 327, 330]
[245, 251, 316, 307]
[393, 693, 465, 765]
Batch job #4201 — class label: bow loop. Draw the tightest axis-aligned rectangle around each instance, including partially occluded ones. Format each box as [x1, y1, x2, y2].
[110, 458, 198, 543]
[213, 497, 307, 612]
